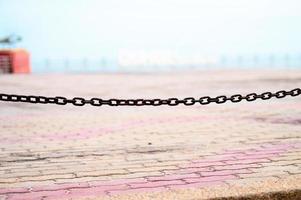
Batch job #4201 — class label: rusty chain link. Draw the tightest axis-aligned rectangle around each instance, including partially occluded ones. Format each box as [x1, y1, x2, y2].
[0, 88, 300, 107]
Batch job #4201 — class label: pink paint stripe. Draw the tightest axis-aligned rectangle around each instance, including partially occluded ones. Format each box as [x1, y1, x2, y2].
[88, 178, 148, 187]
[147, 173, 200, 181]
[0, 187, 29, 195]
[108, 186, 167, 196]
[2, 141, 300, 199]
[129, 180, 185, 189]
[7, 190, 69, 200]
[1, 115, 225, 144]
[31, 182, 89, 192]
[68, 184, 128, 199]
[200, 169, 252, 176]
[184, 175, 237, 184]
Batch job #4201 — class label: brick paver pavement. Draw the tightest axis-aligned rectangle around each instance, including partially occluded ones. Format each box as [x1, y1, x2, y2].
[0, 70, 300, 200]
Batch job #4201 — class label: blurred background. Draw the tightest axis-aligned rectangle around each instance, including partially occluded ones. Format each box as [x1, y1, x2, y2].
[0, 0, 301, 73]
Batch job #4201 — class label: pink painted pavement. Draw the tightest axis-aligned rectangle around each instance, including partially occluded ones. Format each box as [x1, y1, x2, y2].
[0, 70, 301, 200]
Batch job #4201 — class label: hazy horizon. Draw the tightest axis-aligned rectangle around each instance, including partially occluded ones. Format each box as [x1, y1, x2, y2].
[1, 0, 301, 64]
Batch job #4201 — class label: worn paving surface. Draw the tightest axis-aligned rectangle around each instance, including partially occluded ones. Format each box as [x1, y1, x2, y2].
[0, 70, 301, 200]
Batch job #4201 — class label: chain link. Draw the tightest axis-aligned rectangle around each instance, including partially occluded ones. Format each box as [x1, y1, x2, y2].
[0, 88, 300, 107]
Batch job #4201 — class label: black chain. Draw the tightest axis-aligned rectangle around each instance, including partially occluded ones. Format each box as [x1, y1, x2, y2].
[0, 88, 300, 107]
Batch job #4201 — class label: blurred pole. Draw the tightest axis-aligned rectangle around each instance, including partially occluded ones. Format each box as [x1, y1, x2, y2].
[220, 55, 227, 69]
[269, 54, 275, 67]
[65, 58, 69, 72]
[45, 58, 50, 72]
[253, 55, 259, 67]
[82, 58, 88, 71]
[101, 57, 107, 72]
[237, 55, 243, 68]
[284, 54, 290, 68]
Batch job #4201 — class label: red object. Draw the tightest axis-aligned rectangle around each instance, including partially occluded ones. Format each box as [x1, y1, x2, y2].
[0, 49, 31, 74]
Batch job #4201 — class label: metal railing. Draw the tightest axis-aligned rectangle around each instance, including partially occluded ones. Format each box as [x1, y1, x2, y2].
[32, 54, 301, 73]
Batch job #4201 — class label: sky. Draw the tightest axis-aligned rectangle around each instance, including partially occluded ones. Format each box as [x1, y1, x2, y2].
[0, 0, 301, 61]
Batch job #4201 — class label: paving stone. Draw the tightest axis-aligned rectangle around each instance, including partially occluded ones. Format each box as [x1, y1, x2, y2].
[184, 175, 237, 183]
[108, 186, 167, 196]
[76, 169, 128, 177]
[238, 170, 289, 178]
[126, 165, 179, 173]
[7, 189, 69, 200]
[147, 173, 200, 181]
[0, 187, 29, 195]
[200, 169, 252, 177]
[253, 165, 300, 172]
[224, 158, 271, 165]
[88, 178, 148, 187]
[168, 181, 228, 190]
[111, 171, 165, 179]
[31, 182, 90, 192]
[129, 180, 185, 189]
[69, 184, 128, 197]
[0, 195, 7, 200]
[261, 159, 301, 166]
[0, 70, 301, 200]
[213, 163, 262, 170]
